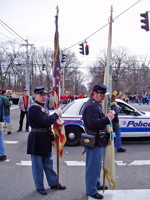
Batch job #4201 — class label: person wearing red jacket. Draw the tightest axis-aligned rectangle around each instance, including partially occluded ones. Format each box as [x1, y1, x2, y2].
[79, 93, 84, 99]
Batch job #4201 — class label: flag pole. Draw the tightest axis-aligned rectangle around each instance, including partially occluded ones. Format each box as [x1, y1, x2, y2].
[53, 5, 66, 190]
[103, 5, 113, 191]
[53, 5, 60, 189]
[57, 135, 59, 189]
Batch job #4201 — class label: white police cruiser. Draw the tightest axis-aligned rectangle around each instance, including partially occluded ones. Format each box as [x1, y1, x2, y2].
[61, 98, 150, 146]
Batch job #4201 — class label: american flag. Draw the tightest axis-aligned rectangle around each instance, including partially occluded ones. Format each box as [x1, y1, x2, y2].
[53, 6, 61, 109]
[53, 6, 66, 158]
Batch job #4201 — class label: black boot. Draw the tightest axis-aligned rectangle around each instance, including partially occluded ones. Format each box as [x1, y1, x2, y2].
[117, 148, 126, 152]
[17, 129, 22, 132]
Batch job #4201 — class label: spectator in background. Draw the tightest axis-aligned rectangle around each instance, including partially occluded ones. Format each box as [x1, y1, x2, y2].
[138, 93, 143, 105]
[60, 95, 63, 104]
[125, 95, 129, 103]
[68, 93, 72, 102]
[111, 92, 126, 153]
[84, 93, 87, 98]
[145, 94, 149, 105]
[0, 90, 12, 135]
[0, 98, 7, 161]
[71, 93, 75, 101]
[17, 89, 33, 132]
[79, 93, 84, 98]
[142, 94, 146, 104]
[129, 95, 132, 104]
[45, 91, 54, 110]
[133, 94, 137, 103]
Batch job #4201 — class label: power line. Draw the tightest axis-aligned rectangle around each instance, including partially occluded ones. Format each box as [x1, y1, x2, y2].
[0, 20, 26, 43]
[0, 32, 12, 40]
[63, 0, 141, 52]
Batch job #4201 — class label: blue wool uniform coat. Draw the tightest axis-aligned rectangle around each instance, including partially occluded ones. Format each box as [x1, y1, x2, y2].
[27, 100, 58, 157]
[82, 97, 110, 147]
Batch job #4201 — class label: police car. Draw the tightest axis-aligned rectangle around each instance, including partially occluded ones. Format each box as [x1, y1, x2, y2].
[62, 98, 150, 146]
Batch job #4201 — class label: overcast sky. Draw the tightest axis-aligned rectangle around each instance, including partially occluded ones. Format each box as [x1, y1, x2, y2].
[0, 0, 150, 67]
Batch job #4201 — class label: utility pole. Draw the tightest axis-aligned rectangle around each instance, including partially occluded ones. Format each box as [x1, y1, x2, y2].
[22, 39, 33, 95]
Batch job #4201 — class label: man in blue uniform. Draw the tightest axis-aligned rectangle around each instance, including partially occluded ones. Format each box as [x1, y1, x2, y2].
[82, 83, 115, 199]
[27, 86, 66, 195]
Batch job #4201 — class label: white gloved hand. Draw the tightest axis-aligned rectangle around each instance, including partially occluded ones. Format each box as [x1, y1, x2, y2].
[55, 107, 62, 117]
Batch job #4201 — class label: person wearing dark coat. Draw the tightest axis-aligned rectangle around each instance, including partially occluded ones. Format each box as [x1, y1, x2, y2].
[27, 86, 66, 195]
[110, 93, 126, 153]
[82, 83, 115, 199]
[0, 98, 7, 161]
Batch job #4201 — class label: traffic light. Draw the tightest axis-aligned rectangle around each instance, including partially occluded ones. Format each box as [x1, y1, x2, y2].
[85, 45, 89, 55]
[42, 64, 46, 71]
[79, 43, 84, 55]
[61, 54, 66, 63]
[140, 12, 149, 31]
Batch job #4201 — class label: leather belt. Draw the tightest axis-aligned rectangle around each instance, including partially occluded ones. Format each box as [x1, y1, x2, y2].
[31, 128, 50, 132]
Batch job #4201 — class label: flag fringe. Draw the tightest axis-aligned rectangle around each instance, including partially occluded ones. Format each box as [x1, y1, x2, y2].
[103, 167, 115, 190]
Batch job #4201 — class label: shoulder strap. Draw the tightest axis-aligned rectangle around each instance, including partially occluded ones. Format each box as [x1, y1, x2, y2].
[88, 98, 105, 115]
[32, 103, 50, 116]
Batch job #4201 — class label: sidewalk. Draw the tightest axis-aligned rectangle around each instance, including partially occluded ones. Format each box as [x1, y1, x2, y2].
[88, 189, 150, 200]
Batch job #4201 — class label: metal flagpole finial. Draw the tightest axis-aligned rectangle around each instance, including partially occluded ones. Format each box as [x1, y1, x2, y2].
[56, 5, 59, 15]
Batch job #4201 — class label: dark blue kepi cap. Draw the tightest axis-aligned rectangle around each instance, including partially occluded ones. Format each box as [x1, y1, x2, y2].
[34, 86, 48, 94]
[92, 83, 107, 94]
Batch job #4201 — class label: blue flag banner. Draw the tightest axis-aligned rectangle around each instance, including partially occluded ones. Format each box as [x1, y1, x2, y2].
[53, 6, 61, 109]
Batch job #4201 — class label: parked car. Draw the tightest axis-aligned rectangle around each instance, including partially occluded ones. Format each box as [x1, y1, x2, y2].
[7, 91, 22, 105]
[61, 98, 150, 146]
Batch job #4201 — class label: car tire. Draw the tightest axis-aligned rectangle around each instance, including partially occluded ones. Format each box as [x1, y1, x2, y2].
[65, 126, 83, 146]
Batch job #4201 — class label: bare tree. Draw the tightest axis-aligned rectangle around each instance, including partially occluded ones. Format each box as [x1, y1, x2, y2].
[61, 49, 83, 94]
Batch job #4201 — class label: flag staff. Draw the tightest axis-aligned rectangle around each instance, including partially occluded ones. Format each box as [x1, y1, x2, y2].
[102, 5, 115, 192]
[53, 5, 66, 190]
[53, 5, 60, 189]
[57, 134, 59, 189]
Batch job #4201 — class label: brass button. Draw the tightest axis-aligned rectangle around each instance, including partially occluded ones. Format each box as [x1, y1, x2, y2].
[84, 139, 90, 143]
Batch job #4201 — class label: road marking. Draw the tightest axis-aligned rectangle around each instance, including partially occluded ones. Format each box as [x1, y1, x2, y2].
[16, 160, 85, 167]
[115, 160, 150, 166]
[4, 159, 10, 162]
[4, 141, 18, 144]
[65, 161, 85, 166]
[10, 106, 18, 110]
[115, 161, 126, 166]
[16, 161, 31, 166]
[16, 160, 150, 167]
[88, 189, 150, 200]
[129, 160, 150, 166]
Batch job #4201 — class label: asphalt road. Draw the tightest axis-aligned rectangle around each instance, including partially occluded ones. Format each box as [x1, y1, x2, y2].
[0, 104, 150, 200]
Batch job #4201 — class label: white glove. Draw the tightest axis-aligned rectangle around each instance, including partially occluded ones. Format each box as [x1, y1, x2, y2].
[55, 107, 62, 117]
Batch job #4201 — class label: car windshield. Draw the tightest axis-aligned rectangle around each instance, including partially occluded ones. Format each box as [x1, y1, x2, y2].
[79, 102, 87, 115]
[62, 101, 75, 113]
[117, 102, 136, 116]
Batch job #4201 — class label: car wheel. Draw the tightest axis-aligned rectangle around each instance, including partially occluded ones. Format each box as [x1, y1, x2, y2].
[65, 126, 82, 146]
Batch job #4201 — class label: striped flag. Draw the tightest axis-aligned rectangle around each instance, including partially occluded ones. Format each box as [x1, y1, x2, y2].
[53, 6, 66, 158]
[102, 5, 115, 190]
[53, 6, 61, 109]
